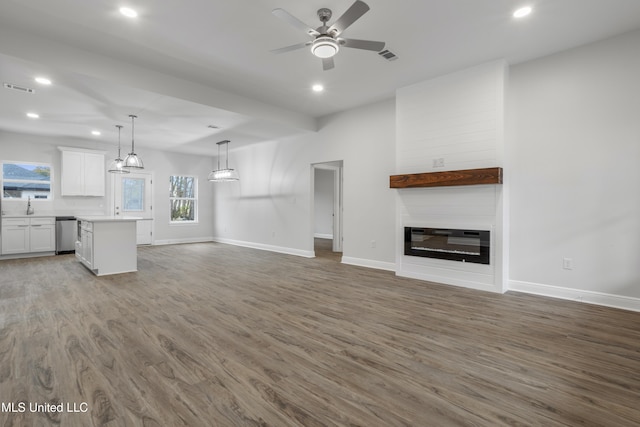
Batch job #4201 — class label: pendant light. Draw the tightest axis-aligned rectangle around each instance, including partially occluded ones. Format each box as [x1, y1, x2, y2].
[208, 140, 239, 182]
[123, 114, 144, 169]
[107, 125, 130, 174]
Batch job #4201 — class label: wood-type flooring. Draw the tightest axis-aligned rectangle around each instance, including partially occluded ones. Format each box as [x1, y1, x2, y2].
[1, 242, 639, 426]
[313, 238, 341, 263]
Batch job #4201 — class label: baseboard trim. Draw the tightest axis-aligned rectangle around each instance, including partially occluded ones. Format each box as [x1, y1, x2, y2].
[341, 256, 396, 272]
[212, 237, 315, 258]
[509, 280, 640, 313]
[396, 269, 502, 294]
[314, 233, 333, 239]
[153, 237, 214, 246]
[0, 251, 55, 260]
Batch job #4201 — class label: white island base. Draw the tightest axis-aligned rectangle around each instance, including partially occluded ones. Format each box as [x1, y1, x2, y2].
[76, 216, 140, 276]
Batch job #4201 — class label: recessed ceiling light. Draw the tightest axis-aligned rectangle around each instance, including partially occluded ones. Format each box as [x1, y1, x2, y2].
[119, 7, 138, 18]
[513, 6, 533, 18]
[34, 77, 52, 85]
[312, 84, 324, 93]
[91, 130, 101, 136]
[26, 112, 40, 119]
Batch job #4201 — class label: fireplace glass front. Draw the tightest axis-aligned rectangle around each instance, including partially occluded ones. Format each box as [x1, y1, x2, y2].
[404, 227, 490, 265]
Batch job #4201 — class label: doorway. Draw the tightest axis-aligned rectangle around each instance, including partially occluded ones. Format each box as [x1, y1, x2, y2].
[312, 161, 343, 260]
[112, 172, 154, 245]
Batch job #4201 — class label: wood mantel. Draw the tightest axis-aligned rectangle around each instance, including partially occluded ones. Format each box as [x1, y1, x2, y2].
[390, 167, 503, 189]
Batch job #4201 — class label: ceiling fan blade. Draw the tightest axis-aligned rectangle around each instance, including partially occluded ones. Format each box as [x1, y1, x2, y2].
[270, 42, 312, 54]
[322, 57, 335, 71]
[340, 38, 385, 52]
[328, 0, 370, 36]
[272, 8, 320, 37]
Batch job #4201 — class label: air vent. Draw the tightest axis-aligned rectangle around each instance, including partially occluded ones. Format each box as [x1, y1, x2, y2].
[378, 49, 398, 61]
[3, 83, 35, 94]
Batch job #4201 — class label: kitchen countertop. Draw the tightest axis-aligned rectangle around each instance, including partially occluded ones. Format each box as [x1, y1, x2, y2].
[2, 214, 57, 218]
[2, 214, 151, 220]
[76, 215, 144, 222]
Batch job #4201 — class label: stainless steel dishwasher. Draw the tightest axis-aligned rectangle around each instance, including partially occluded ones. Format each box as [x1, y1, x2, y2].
[55, 216, 77, 254]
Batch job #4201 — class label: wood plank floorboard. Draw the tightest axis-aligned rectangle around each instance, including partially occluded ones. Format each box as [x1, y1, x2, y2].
[1, 242, 639, 426]
[314, 239, 342, 263]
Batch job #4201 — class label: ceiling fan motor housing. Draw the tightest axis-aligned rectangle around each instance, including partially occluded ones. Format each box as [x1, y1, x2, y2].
[317, 8, 332, 23]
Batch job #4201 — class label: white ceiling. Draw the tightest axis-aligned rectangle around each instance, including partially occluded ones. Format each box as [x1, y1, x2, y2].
[1, 0, 640, 155]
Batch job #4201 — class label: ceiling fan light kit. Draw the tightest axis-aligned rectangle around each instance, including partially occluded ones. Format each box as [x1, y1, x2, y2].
[271, 0, 385, 71]
[312, 36, 339, 58]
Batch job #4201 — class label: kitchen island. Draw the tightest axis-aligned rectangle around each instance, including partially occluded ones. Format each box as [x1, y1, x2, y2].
[75, 216, 141, 276]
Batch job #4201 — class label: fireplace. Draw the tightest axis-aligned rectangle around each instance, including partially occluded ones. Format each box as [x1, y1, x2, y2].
[404, 227, 490, 265]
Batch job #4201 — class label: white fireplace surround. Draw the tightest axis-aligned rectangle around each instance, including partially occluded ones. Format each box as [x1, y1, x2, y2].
[395, 61, 507, 293]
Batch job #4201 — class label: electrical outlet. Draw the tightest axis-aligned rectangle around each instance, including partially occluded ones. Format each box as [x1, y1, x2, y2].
[563, 258, 573, 270]
[433, 158, 445, 168]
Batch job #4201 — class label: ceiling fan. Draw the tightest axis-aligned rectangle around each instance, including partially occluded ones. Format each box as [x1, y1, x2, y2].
[271, 0, 385, 71]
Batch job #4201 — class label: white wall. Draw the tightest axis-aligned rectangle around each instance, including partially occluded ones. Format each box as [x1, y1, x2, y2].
[508, 29, 640, 310]
[211, 137, 314, 257]
[147, 149, 215, 245]
[314, 168, 334, 238]
[395, 61, 507, 293]
[1, 131, 107, 216]
[0, 131, 215, 243]
[212, 98, 396, 269]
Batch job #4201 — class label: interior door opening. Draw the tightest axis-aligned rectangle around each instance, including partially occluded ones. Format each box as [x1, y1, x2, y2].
[312, 161, 343, 260]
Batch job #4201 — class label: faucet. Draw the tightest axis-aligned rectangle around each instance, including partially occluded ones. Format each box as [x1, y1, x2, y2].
[26, 196, 34, 215]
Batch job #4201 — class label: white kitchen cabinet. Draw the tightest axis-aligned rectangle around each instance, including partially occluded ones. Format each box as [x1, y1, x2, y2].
[29, 217, 56, 252]
[1, 217, 55, 255]
[83, 153, 106, 196]
[78, 220, 93, 269]
[137, 219, 153, 245]
[61, 150, 83, 195]
[85, 229, 93, 268]
[1, 218, 30, 254]
[59, 148, 106, 196]
[76, 217, 138, 275]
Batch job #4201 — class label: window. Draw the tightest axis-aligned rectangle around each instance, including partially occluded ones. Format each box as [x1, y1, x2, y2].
[2, 161, 52, 200]
[122, 177, 145, 212]
[169, 176, 197, 223]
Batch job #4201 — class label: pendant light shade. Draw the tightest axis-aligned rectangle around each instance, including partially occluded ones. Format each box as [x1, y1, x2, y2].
[107, 125, 130, 174]
[123, 114, 144, 169]
[208, 140, 239, 182]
